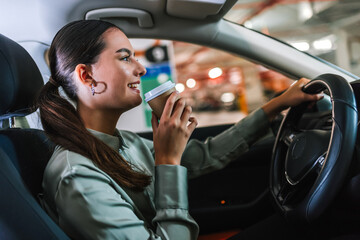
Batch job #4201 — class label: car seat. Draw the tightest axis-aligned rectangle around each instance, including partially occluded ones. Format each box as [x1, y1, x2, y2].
[0, 33, 69, 239]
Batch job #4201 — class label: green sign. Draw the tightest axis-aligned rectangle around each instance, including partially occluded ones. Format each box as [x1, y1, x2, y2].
[141, 63, 174, 127]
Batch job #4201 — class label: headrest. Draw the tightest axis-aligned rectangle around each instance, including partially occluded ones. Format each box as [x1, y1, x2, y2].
[0, 34, 44, 120]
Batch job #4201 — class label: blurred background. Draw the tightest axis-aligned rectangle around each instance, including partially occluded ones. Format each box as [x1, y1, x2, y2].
[224, 0, 360, 74]
[118, 0, 360, 131]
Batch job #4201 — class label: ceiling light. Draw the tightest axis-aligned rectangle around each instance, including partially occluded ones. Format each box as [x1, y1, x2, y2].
[220, 92, 235, 103]
[244, 21, 253, 29]
[175, 83, 185, 93]
[208, 67, 223, 79]
[290, 41, 310, 51]
[186, 78, 196, 88]
[229, 68, 242, 84]
[299, 2, 313, 21]
[157, 73, 169, 83]
[313, 39, 332, 51]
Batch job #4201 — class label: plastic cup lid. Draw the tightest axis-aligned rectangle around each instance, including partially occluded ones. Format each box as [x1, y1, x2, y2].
[144, 81, 176, 102]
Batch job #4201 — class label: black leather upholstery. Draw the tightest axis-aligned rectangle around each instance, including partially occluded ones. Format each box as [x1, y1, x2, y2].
[0, 148, 68, 240]
[0, 34, 43, 120]
[0, 34, 69, 239]
[0, 129, 55, 198]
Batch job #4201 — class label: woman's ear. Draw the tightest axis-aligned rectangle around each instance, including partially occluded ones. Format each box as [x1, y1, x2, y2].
[74, 64, 93, 86]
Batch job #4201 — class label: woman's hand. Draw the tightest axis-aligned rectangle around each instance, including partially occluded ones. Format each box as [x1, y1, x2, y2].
[151, 92, 198, 165]
[262, 78, 323, 121]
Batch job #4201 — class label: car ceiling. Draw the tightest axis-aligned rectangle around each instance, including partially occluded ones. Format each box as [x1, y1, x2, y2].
[0, 0, 237, 43]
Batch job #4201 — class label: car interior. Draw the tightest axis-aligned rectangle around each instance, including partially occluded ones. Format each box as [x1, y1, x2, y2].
[2, 31, 360, 239]
[0, 32, 274, 238]
[1, 0, 360, 239]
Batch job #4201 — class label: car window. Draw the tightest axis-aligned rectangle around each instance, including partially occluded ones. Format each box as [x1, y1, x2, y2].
[172, 41, 293, 127]
[117, 39, 294, 131]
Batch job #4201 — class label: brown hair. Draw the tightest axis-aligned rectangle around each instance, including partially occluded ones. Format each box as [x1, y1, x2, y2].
[37, 20, 151, 191]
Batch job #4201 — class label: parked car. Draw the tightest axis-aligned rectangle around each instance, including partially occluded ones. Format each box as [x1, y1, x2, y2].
[0, 0, 359, 239]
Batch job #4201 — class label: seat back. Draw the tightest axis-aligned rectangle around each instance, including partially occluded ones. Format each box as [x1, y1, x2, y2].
[0, 148, 69, 240]
[0, 129, 55, 199]
[0, 33, 69, 239]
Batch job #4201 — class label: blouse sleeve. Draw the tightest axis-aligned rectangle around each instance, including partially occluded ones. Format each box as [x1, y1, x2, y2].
[55, 164, 198, 240]
[153, 164, 199, 239]
[181, 107, 271, 178]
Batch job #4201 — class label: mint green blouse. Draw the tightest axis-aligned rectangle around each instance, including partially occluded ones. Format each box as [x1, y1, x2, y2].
[42, 108, 270, 240]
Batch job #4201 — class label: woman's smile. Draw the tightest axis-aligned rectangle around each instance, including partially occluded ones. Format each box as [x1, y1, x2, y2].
[127, 82, 140, 94]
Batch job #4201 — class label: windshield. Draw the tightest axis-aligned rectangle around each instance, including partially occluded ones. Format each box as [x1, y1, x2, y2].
[224, 0, 360, 77]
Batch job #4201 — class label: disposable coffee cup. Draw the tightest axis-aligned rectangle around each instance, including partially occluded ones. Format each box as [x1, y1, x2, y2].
[144, 81, 177, 119]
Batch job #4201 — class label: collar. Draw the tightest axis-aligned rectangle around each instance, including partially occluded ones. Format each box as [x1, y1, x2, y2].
[87, 128, 128, 152]
[114, 129, 129, 149]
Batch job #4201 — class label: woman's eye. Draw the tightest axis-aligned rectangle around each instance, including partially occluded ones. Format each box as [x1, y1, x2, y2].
[121, 56, 130, 62]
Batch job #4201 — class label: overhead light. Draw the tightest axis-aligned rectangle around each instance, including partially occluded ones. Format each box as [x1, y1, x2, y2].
[208, 67, 223, 79]
[244, 21, 253, 29]
[313, 39, 332, 51]
[229, 68, 242, 84]
[299, 2, 313, 21]
[157, 73, 169, 83]
[186, 78, 196, 88]
[175, 83, 185, 93]
[290, 41, 310, 51]
[220, 92, 235, 103]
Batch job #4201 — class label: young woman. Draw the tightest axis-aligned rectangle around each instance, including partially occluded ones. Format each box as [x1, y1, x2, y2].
[38, 20, 322, 240]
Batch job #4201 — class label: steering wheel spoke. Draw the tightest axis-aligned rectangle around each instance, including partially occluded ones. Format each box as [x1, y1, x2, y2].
[277, 180, 297, 205]
[280, 127, 302, 147]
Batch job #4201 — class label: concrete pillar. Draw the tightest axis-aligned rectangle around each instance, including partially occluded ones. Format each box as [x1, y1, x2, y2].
[334, 29, 351, 71]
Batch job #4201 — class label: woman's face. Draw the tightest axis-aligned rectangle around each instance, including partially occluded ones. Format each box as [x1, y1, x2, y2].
[89, 28, 146, 112]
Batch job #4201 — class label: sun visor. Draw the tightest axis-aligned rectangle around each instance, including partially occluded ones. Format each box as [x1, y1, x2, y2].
[166, 0, 227, 19]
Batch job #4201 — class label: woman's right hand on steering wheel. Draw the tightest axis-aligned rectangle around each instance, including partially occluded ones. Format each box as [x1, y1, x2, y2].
[151, 92, 198, 165]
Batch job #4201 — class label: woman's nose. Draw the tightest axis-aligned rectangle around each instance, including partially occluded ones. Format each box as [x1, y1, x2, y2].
[135, 60, 147, 77]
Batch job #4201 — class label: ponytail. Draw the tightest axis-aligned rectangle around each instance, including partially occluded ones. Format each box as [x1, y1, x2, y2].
[38, 80, 151, 191]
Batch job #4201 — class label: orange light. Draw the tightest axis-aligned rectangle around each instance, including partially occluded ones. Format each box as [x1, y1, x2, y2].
[220, 200, 226, 205]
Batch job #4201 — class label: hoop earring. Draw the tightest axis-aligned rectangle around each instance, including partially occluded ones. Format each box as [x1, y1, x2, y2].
[90, 81, 107, 96]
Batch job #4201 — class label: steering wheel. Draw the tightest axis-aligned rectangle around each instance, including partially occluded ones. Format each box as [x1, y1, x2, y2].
[270, 74, 358, 224]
